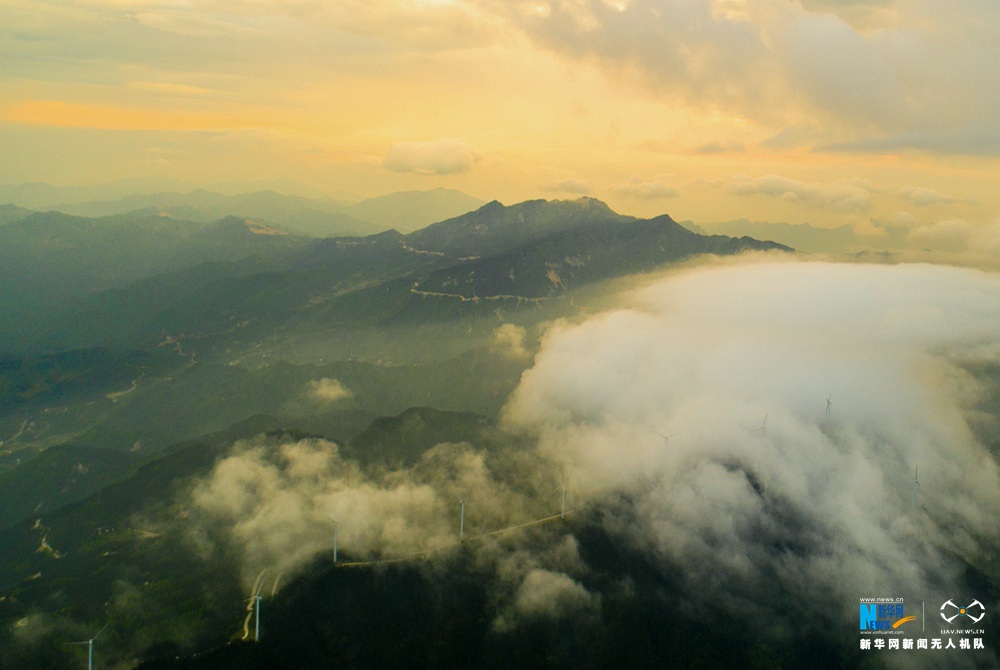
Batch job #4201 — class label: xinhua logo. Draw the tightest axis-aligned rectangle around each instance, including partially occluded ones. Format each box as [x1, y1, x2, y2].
[940, 600, 986, 624]
[860, 603, 914, 631]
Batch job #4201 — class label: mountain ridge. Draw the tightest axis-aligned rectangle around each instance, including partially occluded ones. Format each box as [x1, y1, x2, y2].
[3, 196, 791, 353]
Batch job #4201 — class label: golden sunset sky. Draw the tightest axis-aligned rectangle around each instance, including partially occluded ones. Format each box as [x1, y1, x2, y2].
[2, 0, 999, 245]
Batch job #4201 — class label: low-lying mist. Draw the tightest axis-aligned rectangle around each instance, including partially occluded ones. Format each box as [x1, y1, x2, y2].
[176, 259, 1000, 665]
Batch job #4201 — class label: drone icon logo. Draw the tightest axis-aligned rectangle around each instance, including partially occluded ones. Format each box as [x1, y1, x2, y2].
[940, 600, 986, 624]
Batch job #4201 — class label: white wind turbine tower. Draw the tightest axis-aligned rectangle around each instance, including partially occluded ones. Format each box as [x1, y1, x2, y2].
[561, 478, 567, 521]
[912, 464, 920, 507]
[325, 515, 339, 563]
[458, 498, 466, 540]
[66, 623, 108, 670]
[247, 579, 265, 642]
[825, 394, 833, 421]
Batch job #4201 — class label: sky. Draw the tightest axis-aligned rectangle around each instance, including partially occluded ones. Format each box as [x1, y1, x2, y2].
[2, 0, 1000, 237]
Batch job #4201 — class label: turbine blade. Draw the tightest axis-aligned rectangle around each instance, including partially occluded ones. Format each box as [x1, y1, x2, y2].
[271, 571, 284, 597]
[251, 568, 268, 598]
[92, 622, 109, 641]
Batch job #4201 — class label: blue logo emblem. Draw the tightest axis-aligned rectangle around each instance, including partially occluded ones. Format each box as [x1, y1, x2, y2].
[860, 603, 911, 630]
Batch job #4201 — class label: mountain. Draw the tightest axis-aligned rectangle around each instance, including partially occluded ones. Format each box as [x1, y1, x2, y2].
[0, 210, 311, 351]
[343, 406, 493, 469]
[0, 178, 195, 209]
[0, 203, 33, 226]
[131, 524, 840, 670]
[406, 198, 788, 299]
[7, 198, 789, 354]
[0, 443, 136, 529]
[43, 187, 487, 237]
[53, 189, 372, 238]
[0, 348, 175, 415]
[0, 209, 306, 293]
[0, 409, 503, 668]
[347, 188, 486, 233]
[0, 417, 316, 667]
[685, 218, 910, 254]
[406, 197, 633, 257]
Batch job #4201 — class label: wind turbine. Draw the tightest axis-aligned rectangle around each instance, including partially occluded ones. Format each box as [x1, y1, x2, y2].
[325, 515, 339, 563]
[458, 498, 465, 540]
[754, 412, 768, 437]
[561, 479, 567, 521]
[251, 580, 264, 642]
[912, 464, 920, 507]
[825, 394, 833, 420]
[656, 431, 675, 446]
[66, 623, 108, 670]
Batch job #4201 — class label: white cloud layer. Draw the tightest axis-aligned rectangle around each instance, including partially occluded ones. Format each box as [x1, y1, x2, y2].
[731, 173, 873, 211]
[476, 0, 1000, 153]
[614, 175, 679, 199]
[307, 377, 353, 402]
[545, 177, 593, 195]
[898, 185, 958, 207]
[907, 218, 1000, 260]
[502, 260, 1000, 660]
[492, 323, 531, 359]
[383, 138, 481, 175]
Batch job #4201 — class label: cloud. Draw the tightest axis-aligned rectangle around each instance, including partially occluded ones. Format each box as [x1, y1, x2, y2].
[694, 140, 745, 154]
[800, 0, 897, 27]
[479, 0, 781, 119]
[613, 175, 679, 199]
[779, 9, 904, 131]
[501, 260, 1000, 646]
[907, 218, 1000, 259]
[884, 210, 918, 228]
[730, 174, 873, 211]
[475, 1, 1000, 154]
[492, 324, 530, 360]
[178, 434, 558, 587]
[511, 568, 594, 619]
[383, 138, 481, 175]
[166, 259, 1000, 664]
[183, 437, 451, 582]
[897, 185, 958, 207]
[306, 378, 353, 403]
[823, 128, 1000, 156]
[544, 178, 592, 195]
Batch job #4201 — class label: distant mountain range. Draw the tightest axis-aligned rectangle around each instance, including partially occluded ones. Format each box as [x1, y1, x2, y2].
[0, 184, 486, 237]
[0, 196, 789, 354]
[345, 188, 486, 234]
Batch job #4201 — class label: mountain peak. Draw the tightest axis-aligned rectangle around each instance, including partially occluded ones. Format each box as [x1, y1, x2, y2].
[346, 189, 485, 233]
[405, 196, 632, 258]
